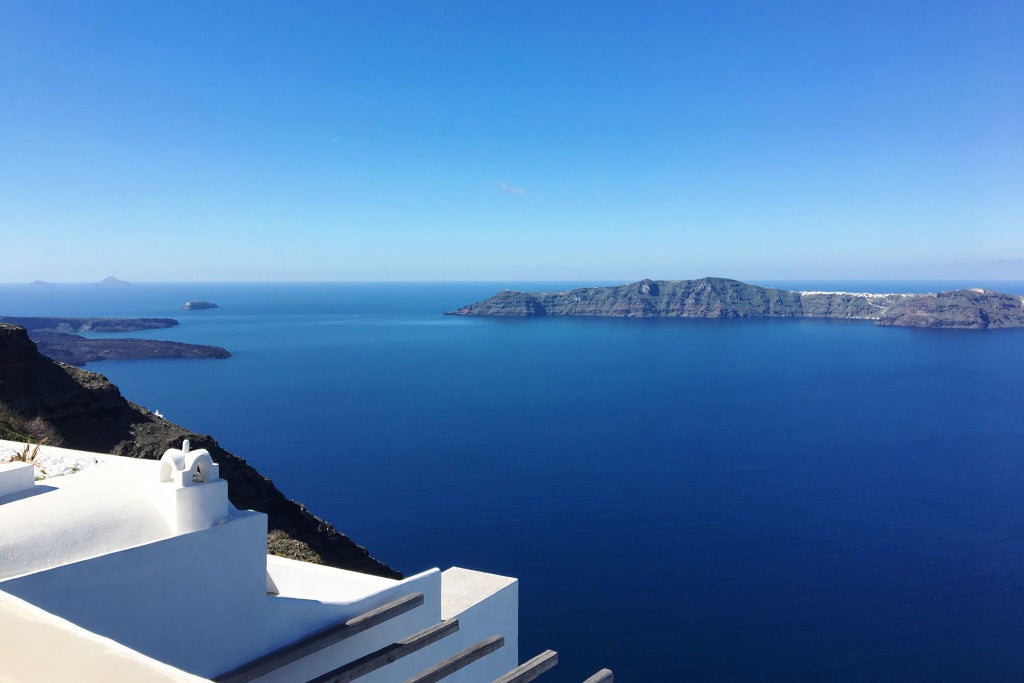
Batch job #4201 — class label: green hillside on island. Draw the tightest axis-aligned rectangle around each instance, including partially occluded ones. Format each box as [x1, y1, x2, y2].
[446, 278, 1024, 330]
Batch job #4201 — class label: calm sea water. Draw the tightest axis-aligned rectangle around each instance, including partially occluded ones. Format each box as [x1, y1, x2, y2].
[3, 281, 1024, 681]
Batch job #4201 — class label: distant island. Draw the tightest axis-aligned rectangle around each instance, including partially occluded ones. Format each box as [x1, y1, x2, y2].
[0, 316, 231, 365]
[182, 300, 218, 310]
[0, 317, 178, 333]
[446, 278, 1024, 330]
[93, 276, 132, 287]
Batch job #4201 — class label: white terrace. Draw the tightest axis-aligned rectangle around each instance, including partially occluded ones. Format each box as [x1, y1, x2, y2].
[0, 440, 612, 683]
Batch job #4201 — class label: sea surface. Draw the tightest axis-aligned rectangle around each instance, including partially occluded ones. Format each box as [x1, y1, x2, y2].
[3, 280, 1024, 681]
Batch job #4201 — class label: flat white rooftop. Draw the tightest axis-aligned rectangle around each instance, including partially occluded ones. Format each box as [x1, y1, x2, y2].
[0, 440, 532, 682]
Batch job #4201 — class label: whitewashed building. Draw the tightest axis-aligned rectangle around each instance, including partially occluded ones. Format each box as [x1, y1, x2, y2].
[0, 440, 612, 683]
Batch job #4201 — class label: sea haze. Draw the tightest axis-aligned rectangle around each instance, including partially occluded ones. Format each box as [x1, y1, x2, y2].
[3, 281, 1024, 681]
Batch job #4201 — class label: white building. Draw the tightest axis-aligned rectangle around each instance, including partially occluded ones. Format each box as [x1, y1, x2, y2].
[0, 440, 612, 683]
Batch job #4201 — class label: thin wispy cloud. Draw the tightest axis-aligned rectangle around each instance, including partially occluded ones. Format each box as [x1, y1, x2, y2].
[499, 181, 525, 196]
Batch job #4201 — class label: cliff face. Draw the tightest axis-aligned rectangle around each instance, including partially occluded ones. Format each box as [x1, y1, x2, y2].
[447, 278, 1024, 329]
[0, 324, 400, 578]
[448, 278, 912, 319]
[876, 289, 1024, 329]
[448, 278, 807, 318]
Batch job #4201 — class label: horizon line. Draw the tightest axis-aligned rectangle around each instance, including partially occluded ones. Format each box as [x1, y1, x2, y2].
[6, 277, 1024, 286]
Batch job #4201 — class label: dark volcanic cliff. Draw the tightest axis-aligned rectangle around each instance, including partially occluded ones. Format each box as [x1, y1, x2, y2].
[447, 278, 1024, 329]
[447, 278, 907, 319]
[876, 289, 1024, 329]
[0, 324, 400, 578]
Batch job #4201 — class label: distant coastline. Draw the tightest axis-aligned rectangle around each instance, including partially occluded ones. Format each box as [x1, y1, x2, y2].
[446, 277, 1024, 329]
[0, 316, 230, 366]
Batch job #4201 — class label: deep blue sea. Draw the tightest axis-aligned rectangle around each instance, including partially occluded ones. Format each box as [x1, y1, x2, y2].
[3, 281, 1024, 681]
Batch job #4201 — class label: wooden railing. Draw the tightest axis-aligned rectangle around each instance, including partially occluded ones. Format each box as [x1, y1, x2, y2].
[214, 592, 425, 683]
[214, 588, 613, 683]
[404, 635, 506, 683]
[492, 649, 558, 683]
[308, 619, 459, 683]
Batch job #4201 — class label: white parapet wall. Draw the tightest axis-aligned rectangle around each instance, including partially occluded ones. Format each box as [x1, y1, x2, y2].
[0, 461, 34, 498]
[251, 566, 444, 683]
[1, 509, 270, 677]
[0, 441, 525, 682]
[438, 567, 519, 683]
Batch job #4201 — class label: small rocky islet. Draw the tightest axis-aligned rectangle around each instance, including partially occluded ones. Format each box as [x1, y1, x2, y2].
[182, 300, 218, 310]
[446, 277, 1024, 330]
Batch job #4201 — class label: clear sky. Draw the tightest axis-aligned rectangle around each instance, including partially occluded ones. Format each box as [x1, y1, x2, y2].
[2, 1, 1021, 282]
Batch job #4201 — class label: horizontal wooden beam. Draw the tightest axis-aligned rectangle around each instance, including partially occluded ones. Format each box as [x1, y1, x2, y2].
[492, 649, 558, 683]
[405, 635, 505, 683]
[214, 592, 425, 683]
[581, 669, 614, 683]
[309, 619, 460, 683]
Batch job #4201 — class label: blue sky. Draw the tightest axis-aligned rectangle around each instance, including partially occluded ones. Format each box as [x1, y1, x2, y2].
[2, 1, 1021, 282]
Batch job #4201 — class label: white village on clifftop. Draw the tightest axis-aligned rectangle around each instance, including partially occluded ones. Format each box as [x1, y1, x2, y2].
[0, 440, 612, 683]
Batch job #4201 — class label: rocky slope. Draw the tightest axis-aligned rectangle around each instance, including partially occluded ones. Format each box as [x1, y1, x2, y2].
[0, 324, 400, 578]
[446, 278, 1024, 329]
[875, 289, 1024, 329]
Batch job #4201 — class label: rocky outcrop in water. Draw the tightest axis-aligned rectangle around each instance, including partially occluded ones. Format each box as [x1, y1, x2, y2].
[0, 324, 400, 578]
[27, 331, 231, 366]
[446, 278, 1024, 329]
[0, 317, 230, 366]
